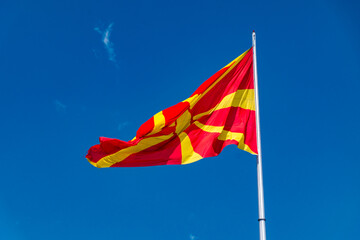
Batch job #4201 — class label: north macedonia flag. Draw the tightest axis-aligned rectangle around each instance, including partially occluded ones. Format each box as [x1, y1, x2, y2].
[86, 48, 257, 167]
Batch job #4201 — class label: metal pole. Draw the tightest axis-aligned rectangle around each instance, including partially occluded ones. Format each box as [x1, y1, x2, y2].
[252, 31, 267, 240]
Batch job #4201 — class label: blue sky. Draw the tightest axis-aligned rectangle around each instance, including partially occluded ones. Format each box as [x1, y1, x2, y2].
[1, 0, 359, 239]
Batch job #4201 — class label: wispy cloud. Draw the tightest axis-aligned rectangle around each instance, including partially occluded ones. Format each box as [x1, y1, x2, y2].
[94, 23, 117, 64]
[54, 100, 67, 113]
[117, 122, 129, 131]
[189, 234, 197, 240]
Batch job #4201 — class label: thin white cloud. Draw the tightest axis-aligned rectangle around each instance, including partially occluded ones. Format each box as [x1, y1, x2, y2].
[117, 122, 129, 131]
[94, 23, 117, 63]
[189, 234, 197, 240]
[54, 100, 67, 113]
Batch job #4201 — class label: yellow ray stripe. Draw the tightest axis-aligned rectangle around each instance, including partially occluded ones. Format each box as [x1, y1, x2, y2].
[175, 110, 192, 134]
[183, 94, 199, 104]
[194, 121, 223, 133]
[223, 55, 242, 68]
[92, 133, 175, 168]
[147, 111, 166, 136]
[218, 131, 257, 155]
[194, 121, 256, 155]
[178, 132, 203, 165]
[87, 159, 98, 167]
[193, 89, 255, 121]
[182, 94, 200, 109]
[188, 49, 250, 109]
[200, 49, 249, 96]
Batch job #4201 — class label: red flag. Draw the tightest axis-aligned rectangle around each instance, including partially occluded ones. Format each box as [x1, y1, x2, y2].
[86, 48, 256, 167]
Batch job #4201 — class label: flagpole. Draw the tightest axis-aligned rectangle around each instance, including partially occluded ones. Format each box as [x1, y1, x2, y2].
[252, 31, 267, 240]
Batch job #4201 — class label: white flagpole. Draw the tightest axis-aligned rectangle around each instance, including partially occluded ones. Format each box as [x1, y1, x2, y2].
[252, 31, 267, 240]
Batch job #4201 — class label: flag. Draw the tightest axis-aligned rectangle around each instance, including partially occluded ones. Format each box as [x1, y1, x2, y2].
[86, 48, 257, 168]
